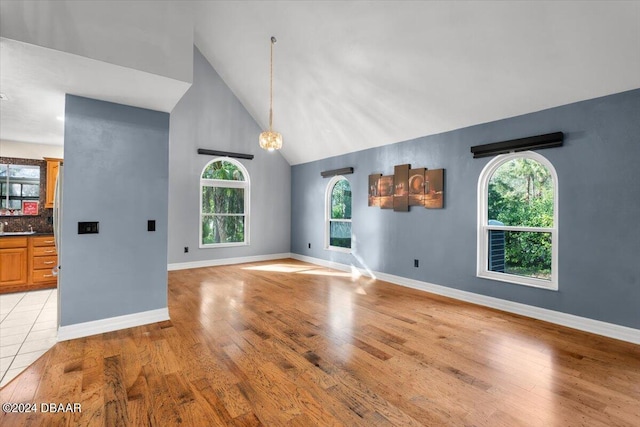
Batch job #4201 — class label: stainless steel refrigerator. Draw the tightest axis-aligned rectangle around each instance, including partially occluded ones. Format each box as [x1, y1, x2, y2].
[53, 163, 63, 330]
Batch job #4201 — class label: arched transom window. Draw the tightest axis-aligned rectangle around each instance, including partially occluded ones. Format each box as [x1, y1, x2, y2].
[200, 158, 250, 247]
[477, 151, 558, 290]
[325, 176, 352, 251]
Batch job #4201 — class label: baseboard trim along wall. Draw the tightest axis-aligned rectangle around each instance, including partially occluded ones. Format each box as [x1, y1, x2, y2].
[167, 253, 291, 271]
[290, 254, 640, 345]
[57, 308, 170, 342]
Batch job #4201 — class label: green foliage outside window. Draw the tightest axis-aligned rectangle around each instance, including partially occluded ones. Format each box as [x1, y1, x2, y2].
[488, 158, 553, 278]
[330, 179, 352, 248]
[202, 161, 244, 181]
[331, 179, 352, 219]
[201, 161, 247, 245]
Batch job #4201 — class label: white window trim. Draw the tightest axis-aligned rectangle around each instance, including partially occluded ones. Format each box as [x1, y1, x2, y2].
[477, 151, 558, 290]
[199, 157, 250, 248]
[325, 175, 352, 253]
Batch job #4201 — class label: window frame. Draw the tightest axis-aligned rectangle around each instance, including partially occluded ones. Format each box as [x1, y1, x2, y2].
[477, 151, 558, 290]
[325, 175, 352, 253]
[199, 157, 250, 249]
[0, 164, 40, 213]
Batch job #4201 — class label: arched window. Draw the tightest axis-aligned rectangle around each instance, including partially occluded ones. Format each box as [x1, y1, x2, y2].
[477, 151, 558, 290]
[200, 158, 250, 247]
[325, 176, 352, 251]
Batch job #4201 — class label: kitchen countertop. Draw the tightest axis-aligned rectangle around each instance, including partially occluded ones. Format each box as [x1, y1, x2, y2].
[0, 232, 54, 238]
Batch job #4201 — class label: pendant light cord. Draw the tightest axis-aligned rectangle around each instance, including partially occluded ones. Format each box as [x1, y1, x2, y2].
[269, 36, 276, 131]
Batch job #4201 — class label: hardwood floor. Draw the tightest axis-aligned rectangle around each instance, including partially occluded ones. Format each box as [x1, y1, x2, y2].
[1, 259, 639, 426]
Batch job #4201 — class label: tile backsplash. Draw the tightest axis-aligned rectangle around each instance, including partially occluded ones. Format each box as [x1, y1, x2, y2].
[0, 157, 54, 234]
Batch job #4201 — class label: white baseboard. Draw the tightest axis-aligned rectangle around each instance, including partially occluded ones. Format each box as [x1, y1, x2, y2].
[167, 253, 292, 271]
[291, 254, 366, 276]
[290, 254, 640, 345]
[57, 308, 170, 342]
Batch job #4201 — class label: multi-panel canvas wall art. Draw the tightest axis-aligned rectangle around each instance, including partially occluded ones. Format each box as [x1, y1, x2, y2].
[393, 164, 410, 211]
[368, 164, 444, 211]
[424, 169, 444, 209]
[409, 168, 426, 206]
[368, 174, 382, 207]
[378, 175, 394, 209]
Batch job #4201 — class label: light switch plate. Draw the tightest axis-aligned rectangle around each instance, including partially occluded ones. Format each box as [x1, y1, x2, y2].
[78, 221, 99, 234]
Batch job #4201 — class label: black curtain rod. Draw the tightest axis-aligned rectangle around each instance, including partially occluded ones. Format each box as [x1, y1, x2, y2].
[197, 148, 254, 160]
[321, 167, 354, 178]
[470, 132, 564, 159]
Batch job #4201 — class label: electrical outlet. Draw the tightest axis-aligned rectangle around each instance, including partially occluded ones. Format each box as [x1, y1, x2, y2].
[308, 243, 311, 249]
[414, 259, 419, 268]
[184, 247, 189, 253]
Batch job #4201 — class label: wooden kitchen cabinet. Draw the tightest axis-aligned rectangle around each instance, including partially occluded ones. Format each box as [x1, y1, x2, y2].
[0, 237, 29, 288]
[0, 235, 57, 293]
[44, 157, 63, 209]
[30, 235, 58, 285]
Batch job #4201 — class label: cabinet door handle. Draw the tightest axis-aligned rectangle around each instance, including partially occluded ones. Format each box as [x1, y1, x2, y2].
[44, 261, 55, 265]
[43, 240, 55, 244]
[44, 250, 55, 253]
[43, 274, 53, 278]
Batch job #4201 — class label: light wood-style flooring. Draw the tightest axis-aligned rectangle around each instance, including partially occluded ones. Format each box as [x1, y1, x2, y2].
[1, 259, 639, 426]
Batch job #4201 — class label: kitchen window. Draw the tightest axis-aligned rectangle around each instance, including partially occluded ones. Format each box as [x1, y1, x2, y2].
[325, 176, 352, 251]
[477, 151, 558, 290]
[200, 158, 250, 248]
[0, 164, 40, 214]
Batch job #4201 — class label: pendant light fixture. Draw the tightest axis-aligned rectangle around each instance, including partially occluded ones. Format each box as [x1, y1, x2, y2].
[259, 36, 283, 151]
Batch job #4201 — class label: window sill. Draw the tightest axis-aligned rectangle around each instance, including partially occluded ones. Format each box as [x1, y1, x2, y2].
[200, 242, 249, 249]
[326, 246, 351, 254]
[477, 270, 558, 291]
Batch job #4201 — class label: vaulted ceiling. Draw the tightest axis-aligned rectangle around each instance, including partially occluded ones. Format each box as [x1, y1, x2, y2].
[2, 1, 639, 165]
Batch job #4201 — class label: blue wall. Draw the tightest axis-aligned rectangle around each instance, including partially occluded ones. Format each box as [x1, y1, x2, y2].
[61, 95, 169, 326]
[168, 47, 290, 264]
[291, 89, 640, 329]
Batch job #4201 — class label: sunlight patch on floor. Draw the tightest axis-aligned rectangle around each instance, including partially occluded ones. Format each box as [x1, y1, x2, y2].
[243, 263, 316, 273]
[242, 260, 376, 294]
[298, 269, 352, 278]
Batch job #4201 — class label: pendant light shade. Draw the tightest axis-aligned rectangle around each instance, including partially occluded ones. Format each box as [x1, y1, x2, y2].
[259, 36, 282, 151]
[259, 130, 282, 151]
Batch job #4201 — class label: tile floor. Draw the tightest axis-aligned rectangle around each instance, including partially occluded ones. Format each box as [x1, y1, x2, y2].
[0, 289, 57, 387]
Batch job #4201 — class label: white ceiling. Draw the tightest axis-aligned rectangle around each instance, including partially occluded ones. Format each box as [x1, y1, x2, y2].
[2, 1, 640, 165]
[0, 37, 190, 146]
